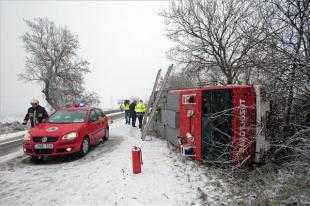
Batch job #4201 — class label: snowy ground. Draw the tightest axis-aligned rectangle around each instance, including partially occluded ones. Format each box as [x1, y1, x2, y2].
[0, 119, 235, 206]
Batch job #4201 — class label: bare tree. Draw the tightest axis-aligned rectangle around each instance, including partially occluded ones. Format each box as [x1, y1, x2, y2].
[167, 68, 195, 89]
[20, 18, 100, 109]
[161, 0, 265, 84]
[254, 0, 310, 125]
[256, 0, 310, 164]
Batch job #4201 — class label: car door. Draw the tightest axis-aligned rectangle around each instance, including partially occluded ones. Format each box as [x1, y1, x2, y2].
[95, 109, 107, 138]
[88, 110, 101, 143]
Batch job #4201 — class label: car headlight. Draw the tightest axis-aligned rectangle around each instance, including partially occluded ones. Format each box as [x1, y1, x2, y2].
[24, 132, 31, 141]
[62, 132, 78, 140]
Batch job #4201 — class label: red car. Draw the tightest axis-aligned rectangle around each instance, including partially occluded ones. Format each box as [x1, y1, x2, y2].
[23, 106, 109, 162]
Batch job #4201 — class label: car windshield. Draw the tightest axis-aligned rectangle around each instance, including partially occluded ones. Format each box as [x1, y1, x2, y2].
[47, 110, 88, 123]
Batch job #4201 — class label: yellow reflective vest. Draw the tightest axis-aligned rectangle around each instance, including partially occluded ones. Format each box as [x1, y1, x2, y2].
[135, 102, 147, 113]
[121, 103, 130, 111]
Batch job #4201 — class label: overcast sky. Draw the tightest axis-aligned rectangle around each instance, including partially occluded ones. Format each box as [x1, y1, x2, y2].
[0, 0, 173, 118]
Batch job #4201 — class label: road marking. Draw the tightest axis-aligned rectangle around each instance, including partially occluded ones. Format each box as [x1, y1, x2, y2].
[0, 137, 23, 146]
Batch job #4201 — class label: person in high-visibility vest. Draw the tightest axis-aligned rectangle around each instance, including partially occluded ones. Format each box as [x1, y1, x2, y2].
[135, 100, 147, 129]
[120, 99, 131, 124]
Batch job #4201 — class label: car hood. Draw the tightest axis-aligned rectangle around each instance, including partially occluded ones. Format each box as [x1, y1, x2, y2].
[29, 123, 85, 137]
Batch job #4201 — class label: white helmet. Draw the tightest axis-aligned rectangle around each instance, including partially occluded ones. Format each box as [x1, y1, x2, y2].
[30, 99, 39, 104]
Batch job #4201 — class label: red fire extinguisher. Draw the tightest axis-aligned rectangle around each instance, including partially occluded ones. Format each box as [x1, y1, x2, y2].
[132, 146, 143, 174]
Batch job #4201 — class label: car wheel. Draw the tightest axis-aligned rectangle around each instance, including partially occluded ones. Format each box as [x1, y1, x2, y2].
[79, 137, 89, 157]
[103, 127, 109, 141]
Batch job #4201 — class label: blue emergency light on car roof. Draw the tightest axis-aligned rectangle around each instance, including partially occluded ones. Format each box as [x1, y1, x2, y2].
[74, 100, 87, 107]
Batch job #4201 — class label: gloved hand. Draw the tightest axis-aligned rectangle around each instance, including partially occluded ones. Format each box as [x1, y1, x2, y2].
[22, 121, 27, 125]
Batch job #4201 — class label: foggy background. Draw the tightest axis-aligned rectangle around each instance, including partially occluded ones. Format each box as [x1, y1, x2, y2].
[0, 0, 173, 118]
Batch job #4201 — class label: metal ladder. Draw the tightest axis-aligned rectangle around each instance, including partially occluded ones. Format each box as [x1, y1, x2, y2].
[141, 69, 161, 132]
[141, 64, 173, 140]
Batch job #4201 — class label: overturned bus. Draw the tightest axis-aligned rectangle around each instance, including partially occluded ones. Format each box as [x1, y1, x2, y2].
[153, 85, 270, 166]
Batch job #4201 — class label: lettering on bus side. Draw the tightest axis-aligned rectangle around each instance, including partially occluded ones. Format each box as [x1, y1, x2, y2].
[239, 99, 247, 154]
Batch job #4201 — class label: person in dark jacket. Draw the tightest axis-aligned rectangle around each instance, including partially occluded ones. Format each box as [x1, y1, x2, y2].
[129, 100, 137, 127]
[22, 99, 48, 128]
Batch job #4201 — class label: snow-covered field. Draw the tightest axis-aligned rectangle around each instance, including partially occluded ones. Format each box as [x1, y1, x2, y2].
[0, 120, 28, 137]
[0, 116, 24, 123]
[0, 119, 235, 206]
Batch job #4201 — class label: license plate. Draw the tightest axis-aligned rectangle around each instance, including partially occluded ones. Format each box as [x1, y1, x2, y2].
[34, 144, 53, 149]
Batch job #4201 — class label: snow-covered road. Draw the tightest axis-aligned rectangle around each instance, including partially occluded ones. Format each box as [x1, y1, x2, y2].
[0, 120, 234, 206]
